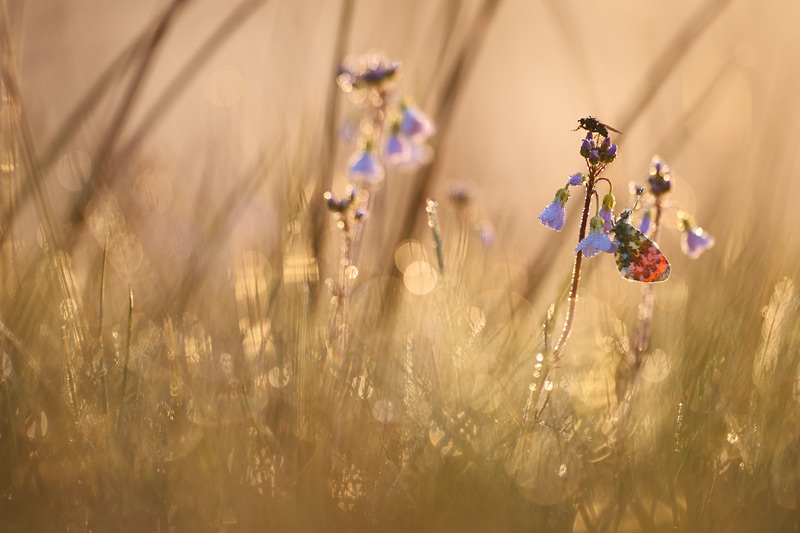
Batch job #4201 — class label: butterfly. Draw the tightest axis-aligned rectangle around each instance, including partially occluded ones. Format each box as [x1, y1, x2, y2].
[611, 210, 670, 282]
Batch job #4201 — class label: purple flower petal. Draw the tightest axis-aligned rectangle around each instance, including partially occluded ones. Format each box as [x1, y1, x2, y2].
[598, 206, 614, 233]
[575, 232, 618, 258]
[569, 173, 585, 186]
[538, 200, 567, 231]
[385, 132, 412, 166]
[401, 105, 436, 143]
[348, 150, 384, 184]
[682, 227, 714, 258]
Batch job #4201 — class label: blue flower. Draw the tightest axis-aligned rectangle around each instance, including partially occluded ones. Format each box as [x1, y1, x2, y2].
[681, 226, 714, 258]
[337, 52, 400, 92]
[385, 126, 412, 166]
[598, 192, 615, 232]
[538, 187, 570, 231]
[400, 102, 436, 143]
[348, 142, 384, 184]
[569, 173, 585, 186]
[648, 155, 672, 195]
[580, 137, 592, 158]
[575, 216, 618, 257]
[598, 207, 613, 233]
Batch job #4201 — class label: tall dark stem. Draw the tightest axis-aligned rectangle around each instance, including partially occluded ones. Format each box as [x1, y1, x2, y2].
[551, 171, 597, 359]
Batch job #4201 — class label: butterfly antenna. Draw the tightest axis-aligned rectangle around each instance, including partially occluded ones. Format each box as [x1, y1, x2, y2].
[631, 187, 645, 211]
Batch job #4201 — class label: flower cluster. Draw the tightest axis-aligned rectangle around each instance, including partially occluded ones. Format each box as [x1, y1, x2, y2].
[634, 156, 714, 259]
[337, 52, 436, 187]
[324, 186, 367, 229]
[579, 132, 617, 169]
[538, 121, 619, 251]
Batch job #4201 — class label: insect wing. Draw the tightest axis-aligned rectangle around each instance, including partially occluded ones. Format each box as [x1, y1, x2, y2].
[612, 220, 670, 282]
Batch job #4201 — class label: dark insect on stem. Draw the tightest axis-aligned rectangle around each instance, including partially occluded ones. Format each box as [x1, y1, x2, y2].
[574, 116, 622, 138]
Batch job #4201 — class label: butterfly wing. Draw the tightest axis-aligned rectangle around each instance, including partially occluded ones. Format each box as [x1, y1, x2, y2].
[613, 221, 670, 282]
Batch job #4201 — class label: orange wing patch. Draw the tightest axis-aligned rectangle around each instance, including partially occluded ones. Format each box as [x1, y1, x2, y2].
[613, 218, 671, 283]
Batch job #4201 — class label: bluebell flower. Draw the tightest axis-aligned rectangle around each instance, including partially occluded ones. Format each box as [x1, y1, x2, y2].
[580, 137, 592, 158]
[348, 141, 384, 184]
[538, 187, 570, 231]
[385, 123, 412, 166]
[569, 173, 585, 186]
[575, 216, 618, 257]
[598, 192, 615, 232]
[603, 143, 617, 163]
[681, 225, 714, 258]
[400, 101, 436, 143]
[648, 156, 672, 195]
[598, 207, 613, 233]
[337, 52, 400, 92]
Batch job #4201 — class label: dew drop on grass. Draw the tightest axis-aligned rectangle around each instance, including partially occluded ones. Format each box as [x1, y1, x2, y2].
[727, 432, 739, 444]
[345, 265, 359, 280]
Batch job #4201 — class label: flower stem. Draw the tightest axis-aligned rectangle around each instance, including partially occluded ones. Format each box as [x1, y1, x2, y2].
[525, 170, 597, 429]
[552, 172, 596, 359]
[633, 196, 663, 365]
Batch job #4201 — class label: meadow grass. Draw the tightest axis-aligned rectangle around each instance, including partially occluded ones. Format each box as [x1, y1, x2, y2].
[1, 1, 800, 531]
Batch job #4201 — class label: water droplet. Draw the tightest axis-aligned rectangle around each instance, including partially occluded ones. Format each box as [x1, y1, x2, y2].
[543, 380, 554, 391]
[558, 464, 568, 478]
[529, 383, 537, 392]
[536, 353, 544, 363]
[727, 431, 739, 444]
[345, 265, 359, 280]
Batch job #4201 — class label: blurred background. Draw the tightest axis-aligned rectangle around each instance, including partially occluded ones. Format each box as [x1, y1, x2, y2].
[2, 0, 800, 530]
